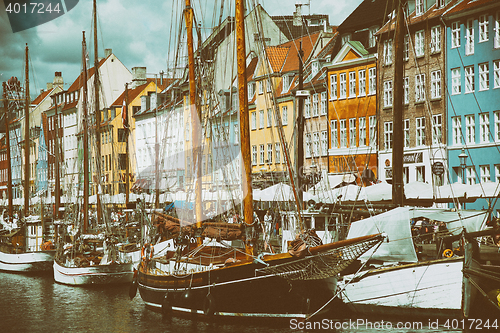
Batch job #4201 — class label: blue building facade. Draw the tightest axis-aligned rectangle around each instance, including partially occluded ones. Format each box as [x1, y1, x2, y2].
[444, 0, 500, 213]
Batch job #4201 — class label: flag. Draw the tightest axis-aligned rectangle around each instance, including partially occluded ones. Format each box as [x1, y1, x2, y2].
[122, 97, 129, 128]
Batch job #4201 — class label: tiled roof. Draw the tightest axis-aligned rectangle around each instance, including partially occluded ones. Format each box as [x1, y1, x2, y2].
[444, 0, 500, 18]
[31, 88, 54, 105]
[266, 46, 290, 73]
[111, 78, 170, 107]
[66, 57, 108, 93]
[280, 32, 321, 73]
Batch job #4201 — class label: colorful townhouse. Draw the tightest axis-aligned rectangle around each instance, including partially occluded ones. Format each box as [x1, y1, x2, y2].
[443, 0, 500, 213]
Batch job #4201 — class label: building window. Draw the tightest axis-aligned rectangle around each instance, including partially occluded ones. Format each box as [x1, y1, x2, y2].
[313, 132, 320, 156]
[248, 82, 255, 100]
[403, 77, 409, 104]
[383, 80, 393, 107]
[282, 75, 291, 93]
[404, 119, 410, 148]
[368, 67, 376, 95]
[415, 30, 425, 57]
[275, 143, 280, 163]
[258, 81, 263, 94]
[496, 165, 500, 183]
[466, 166, 476, 185]
[436, 0, 444, 9]
[251, 112, 256, 130]
[495, 111, 500, 142]
[282, 105, 288, 125]
[267, 108, 272, 127]
[339, 73, 347, 99]
[330, 74, 337, 100]
[466, 19, 474, 55]
[452, 68, 461, 95]
[369, 26, 378, 48]
[495, 60, 500, 88]
[465, 66, 474, 93]
[431, 70, 441, 99]
[452, 21, 461, 48]
[465, 114, 475, 144]
[404, 35, 409, 61]
[415, 74, 425, 102]
[359, 117, 366, 147]
[252, 145, 257, 165]
[432, 114, 442, 145]
[452, 116, 462, 145]
[267, 143, 273, 164]
[479, 63, 489, 91]
[416, 0, 424, 16]
[416, 117, 425, 146]
[320, 92, 327, 115]
[305, 96, 311, 118]
[358, 70, 366, 96]
[479, 15, 489, 43]
[312, 93, 319, 116]
[416, 165, 425, 182]
[259, 144, 265, 164]
[349, 72, 356, 98]
[305, 134, 312, 158]
[349, 118, 356, 147]
[340, 119, 347, 148]
[384, 121, 393, 150]
[479, 113, 490, 143]
[266, 78, 272, 93]
[495, 12, 500, 48]
[331, 120, 338, 148]
[383, 39, 392, 65]
[259, 110, 264, 128]
[480, 165, 491, 183]
[369, 116, 376, 147]
[321, 131, 328, 156]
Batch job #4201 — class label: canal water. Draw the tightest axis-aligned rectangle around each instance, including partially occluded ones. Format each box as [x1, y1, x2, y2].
[0, 271, 485, 332]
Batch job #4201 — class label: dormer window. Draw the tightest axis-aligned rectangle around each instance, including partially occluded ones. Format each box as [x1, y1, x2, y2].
[436, 0, 444, 9]
[282, 75, 291, 93]
[416, 0, 424, 16]
[369, 26, 379, 48]
[311, 61, 320, 77]
[247, 82, 255, 100]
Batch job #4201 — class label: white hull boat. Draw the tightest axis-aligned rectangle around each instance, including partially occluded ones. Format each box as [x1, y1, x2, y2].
[53, 260, 133, 285]
[0, 250, 54, 272]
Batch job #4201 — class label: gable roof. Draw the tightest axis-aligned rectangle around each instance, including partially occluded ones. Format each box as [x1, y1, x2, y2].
[338, 0, 391, 33]
[111, 78, 170, 107]
[266, 46, 290, 73]
[443, 0, 500, 20]
[31, 87, 54, 105]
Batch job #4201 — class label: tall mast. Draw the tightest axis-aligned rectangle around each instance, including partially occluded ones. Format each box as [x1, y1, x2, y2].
[296, 41, 304, 210]
[82, 31, 90, 233]
[54, 95, 60, 218]
[392, 0, 405, 206]
[93, 0, 102, 225]
[24, 43, 29, 217]
[2, 83, 13, 221]
[235, 0, 254, 257]
[185, 0, 203, 232]
[124, 83, 130, 207]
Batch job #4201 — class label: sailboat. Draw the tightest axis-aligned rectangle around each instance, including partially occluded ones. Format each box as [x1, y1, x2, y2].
[52, 12, 133, 285]
[0, 44, 55, 273]
[132, 0, 385, 319]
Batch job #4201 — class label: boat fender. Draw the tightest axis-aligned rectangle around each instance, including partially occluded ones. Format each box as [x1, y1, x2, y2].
[443, 249, 453, 258]
[141, 243, 154, 261]
[162, 293, 172, 315]
[129, 271, 138, 300]
[203, 293, 216, 316]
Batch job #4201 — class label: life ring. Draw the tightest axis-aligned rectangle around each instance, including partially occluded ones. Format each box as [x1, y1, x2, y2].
[203, 293, 216, 316]
[141, 243, 154, 261]
[443, 249, 453, 258]
[162, 292, 172, 316]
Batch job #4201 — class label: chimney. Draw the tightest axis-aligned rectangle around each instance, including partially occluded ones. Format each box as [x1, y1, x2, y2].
[132, 67, 147, 89]
[160, 70, 164, 86]
[104, 49, 112, 57]
[53, 71, 63, 88]
[293, 3, 302, 27]
[150, 92, 157, 110]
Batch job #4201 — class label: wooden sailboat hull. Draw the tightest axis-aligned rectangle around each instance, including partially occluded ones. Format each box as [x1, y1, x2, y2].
[0, 250, 55, 272]
[137, 257, 336, 318]
[339, 257, 465, 318]
[53, 260, 134, 285]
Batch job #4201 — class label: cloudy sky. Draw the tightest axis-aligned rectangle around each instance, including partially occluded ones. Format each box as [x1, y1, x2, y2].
[0, 0, 362, 100]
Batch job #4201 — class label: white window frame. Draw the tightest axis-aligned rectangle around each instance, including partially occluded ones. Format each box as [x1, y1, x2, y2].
[465, 114, 475, 144]
[251, 112, 256, 130]
[479, 62, 489, 91]
[404, 76, 409, 104]
[339, 73, 347, 99]
[480, 165, 491, 183]
[383, 39, 393, 65]
[252, 145, 257, 165]
[383, 80, 393, 107]
[331, 120, 338, 148]
[369, 26, 378, 48]
[267, 143, 273, 164]
[465, 66, 475, 93]
[416, 0, 424, 16]
[349, 118, 356, 147]
[495, 12, 500, 48]
[267, 108, 272, 128]
[479, 14, 489, 43]
[259, 144, 265, 164]
[275, 143, 280, 163]
[305, 134, 312, 158]
[259, 110, 264, 129]
[369, 116, 376, 147]
[495, 60, 500, 88]
[415, 30, 425, 57]
[430, 25, 441, 53]
[495, 111, 500, 142]
[340, 119, 347, 148]
[452, 21, 461, 48]
[404, 119, 410, 148]
[258, 81, 263, 94]
[466, 166, 476, 185]
[452, 116, 462, 146]
[452, 68, 461, 95]
[432, 114, 442, 145]
[330, 74, 337, 100]
[431, 70, 441, 99]
[415, 74, 425, 102]
[416, 117, 425, 146]
[266, 78, 272, 93]
[496, 165, 500, 183]
[305, 96, 311, 118]
[320, 92, 327, 115]
[466, 19, 474, 55]
[359, 117, 366, 147]
[349, 72, 356, 98]
[358, 70, 366, 96]
[313, 132, 320, 156]
[321, 131, 328, 156]
[479, 112, 490, 143]
[369, 67, 376, 95]
[404, 34, 409, 61]
[312, 93, 319, 117]
[384, 121, 393, 150]
[282, 105, 288, 125]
